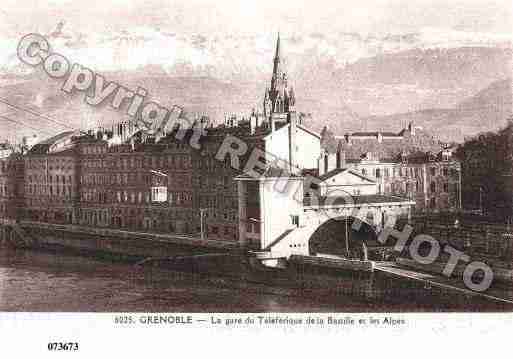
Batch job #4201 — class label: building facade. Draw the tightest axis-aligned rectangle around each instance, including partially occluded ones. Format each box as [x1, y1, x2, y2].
[0, 143, 24, 221]
[23, 132, 78, 224]
[319, 124, 462, 213]
[75, 130, 196, 234]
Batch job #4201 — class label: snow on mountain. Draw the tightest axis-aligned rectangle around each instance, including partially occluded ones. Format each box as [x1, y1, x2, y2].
[0, 22, 511, 79]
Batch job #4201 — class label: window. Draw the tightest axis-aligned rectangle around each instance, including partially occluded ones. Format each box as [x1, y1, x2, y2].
[443, 183, 449, 192]
[430, 198, 436, 208]
[443, 168, 448, 176]
[376, 168, 381, 178]
[151, 186, 168, 202]
[430, 167, 436, 176]
[430, 182, 436, 193]
[291, 215, 299, 227]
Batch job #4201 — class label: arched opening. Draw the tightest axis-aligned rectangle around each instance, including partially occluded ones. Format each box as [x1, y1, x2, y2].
[309, 216, 384, 260]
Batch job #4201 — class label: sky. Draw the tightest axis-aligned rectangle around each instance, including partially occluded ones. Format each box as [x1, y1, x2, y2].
[0, 0, 511, 141]
[1, 0, 512, 35]
[0, 0, 511, 75]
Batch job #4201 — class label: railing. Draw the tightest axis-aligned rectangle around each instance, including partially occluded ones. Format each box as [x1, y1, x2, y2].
[18, 220, 240, 250]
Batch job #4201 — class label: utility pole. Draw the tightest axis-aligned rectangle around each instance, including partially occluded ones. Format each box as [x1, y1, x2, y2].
[479, 186, 483, 215]
[199, 208, 207, 240]
[345, 216, 349, 257]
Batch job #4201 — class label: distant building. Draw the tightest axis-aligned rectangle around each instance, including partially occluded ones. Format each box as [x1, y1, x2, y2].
[73, 129, 196, 234]
[0, 143, 24, 221]
[23, 131, 79, 224]
[318, 123, 462, 213]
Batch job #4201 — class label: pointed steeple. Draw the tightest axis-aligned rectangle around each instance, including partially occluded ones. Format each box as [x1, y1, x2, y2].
[264, 33, 297, 121]
[274, 32, 281, 61]
[271, 33, 283, 90]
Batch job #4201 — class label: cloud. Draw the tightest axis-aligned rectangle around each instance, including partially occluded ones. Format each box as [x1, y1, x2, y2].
[0, 18, 510, 81]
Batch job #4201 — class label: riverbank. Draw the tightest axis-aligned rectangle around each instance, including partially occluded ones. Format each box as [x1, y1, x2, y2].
[1, 220, 512, 311]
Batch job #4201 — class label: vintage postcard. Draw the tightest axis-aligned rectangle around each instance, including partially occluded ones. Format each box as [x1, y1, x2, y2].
[0, 0, 511, 356]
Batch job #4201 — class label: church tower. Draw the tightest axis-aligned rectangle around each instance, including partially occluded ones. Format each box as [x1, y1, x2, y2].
[264, 33, 296, 129]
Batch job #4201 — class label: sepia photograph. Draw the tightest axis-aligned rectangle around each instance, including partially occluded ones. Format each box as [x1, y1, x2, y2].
[0, 0, 511, 355]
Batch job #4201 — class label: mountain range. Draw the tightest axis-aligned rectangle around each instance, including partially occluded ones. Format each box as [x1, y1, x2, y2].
[358, 78, 512, 142]
[0, 44, 511, 144]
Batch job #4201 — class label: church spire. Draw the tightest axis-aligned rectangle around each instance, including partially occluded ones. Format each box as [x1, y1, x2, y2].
[265, 33, 295, 121]
[274, 32, 281, 61]
[271, 33, 283, 91]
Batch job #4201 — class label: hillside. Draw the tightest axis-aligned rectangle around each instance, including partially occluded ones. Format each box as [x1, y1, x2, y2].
[0, 47, 511, 143]
[359, 79, 512, 142]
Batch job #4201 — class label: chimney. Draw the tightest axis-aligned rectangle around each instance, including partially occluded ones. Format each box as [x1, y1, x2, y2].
[337, 150, 346, 169]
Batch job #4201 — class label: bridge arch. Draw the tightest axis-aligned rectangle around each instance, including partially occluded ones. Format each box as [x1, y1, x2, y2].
[266, 206, 401, 259]
[309, 216, 378, 258]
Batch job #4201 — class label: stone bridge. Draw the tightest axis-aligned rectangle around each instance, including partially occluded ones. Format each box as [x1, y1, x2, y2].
[254, 194, 414, 267]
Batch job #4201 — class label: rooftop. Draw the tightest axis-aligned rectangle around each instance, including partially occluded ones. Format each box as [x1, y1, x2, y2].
[321, 125, 443, 161]
[304, 194, 413, 207]
[318, 168, 376, 183]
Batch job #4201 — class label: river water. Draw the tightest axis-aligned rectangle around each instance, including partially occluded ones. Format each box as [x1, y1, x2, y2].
[0, 247, 378, 312]
[1, 247, 511, 312]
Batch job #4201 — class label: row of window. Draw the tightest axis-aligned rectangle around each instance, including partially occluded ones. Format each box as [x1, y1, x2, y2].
[0, 162, 21, 172]
[82, 141, 190, 155]
[27, 174, 72, 185]
[25, 197, 72, 206]
[199, 195, 238, 211]
[82, 155, 192, 170]
[26, 184, 73, 197]
[82, 145, 107, 155]
[81, 173, 163, 186]
[197, 157, 232, 171]
[389, 181, 453, 194]
[25, 157, 74, 170]
[111, 190, 191, 206]
[358, 165, 452, 179]
[198, 175, 232, 189]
